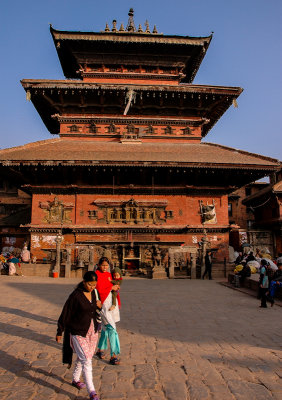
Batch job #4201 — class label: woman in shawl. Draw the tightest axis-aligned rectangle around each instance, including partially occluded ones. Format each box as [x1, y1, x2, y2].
[56, 271, 101, 400]
[95, 257, 121, 365]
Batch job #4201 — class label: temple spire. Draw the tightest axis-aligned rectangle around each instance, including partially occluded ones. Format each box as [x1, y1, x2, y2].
[126, 8, 136, 32]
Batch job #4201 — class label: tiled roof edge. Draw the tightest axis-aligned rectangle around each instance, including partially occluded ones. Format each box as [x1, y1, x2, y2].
[204, 142, 281, 165]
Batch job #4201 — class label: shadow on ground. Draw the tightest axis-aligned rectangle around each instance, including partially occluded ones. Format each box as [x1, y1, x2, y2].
[1, 278, 282, 352]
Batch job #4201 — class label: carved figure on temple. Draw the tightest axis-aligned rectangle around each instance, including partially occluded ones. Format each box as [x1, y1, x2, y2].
[161, 248, 169, 269]
[40, 197, 73, 224]
[199, 200, 217, 224]
[144, 247, 152, 262]
[111, 245, 120, 268]
[153, 245, 162, 268]
[77, 247, 89, 269]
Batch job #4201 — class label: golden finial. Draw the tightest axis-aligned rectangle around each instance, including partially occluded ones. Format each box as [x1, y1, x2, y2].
[105, 23, 110, 32]
[119, 23, 125, 32]
[152, 25, 158, 34]
[112, 19, 117, 32]
[138, 24, 143, 33]
[145, 20, 150, 33]
[127, 8, 136, 32]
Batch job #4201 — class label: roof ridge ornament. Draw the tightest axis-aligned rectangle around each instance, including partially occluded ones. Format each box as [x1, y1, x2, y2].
[112, 19, 117, 32]
[126, 8, 136, 32]
[152, 25, 158, 34]
[145, 20, 150, 33]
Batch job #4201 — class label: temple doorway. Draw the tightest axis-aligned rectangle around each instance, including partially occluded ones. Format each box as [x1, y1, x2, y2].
[122, 244, 141, 275]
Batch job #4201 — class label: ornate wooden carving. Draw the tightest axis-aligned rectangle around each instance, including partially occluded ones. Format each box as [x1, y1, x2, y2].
[199, 199, 217, 224]
[69, 124, 79, 132]
[182, 126, 191, 135]
[89, 198, 173, 225]
[39, 197, 73, 224]
[89, 122, 97, 133]
[164, 125, 174, 135]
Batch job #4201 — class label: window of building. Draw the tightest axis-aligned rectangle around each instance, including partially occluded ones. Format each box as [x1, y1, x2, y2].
[182, 126, 191, 135]
[164, 125, 173, 135]
[89, 122, 97, 133]
[146, 125, 155, 134]
[108, 123, 116, 134]
[69, 125, 79, 132]
[228, 203, 232, 217]
[127, 124, 135, 134]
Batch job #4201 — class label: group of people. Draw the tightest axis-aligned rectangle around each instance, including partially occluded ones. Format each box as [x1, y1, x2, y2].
[233, 249, 282, 308]
[0, 253, 23, 276]
[0, 244, 31, 276]
[56, 257, 122, 400]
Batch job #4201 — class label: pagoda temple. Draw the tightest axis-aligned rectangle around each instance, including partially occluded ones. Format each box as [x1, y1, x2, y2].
[0, 10, 280, 278]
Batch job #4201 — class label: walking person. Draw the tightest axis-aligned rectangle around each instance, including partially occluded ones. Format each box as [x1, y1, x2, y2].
[56, 271, 102, 400]
[202, 250, 213, 280]
[268, 262, 282, 306]
[95, 257, 121, 365]
[259, 259, 270, 308]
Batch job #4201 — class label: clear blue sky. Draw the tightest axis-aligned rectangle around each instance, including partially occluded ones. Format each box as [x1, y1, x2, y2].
[1, 0, 281, 160]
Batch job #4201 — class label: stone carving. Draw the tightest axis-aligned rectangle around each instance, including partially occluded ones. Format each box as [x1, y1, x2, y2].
[153, 245, 162, 268]
[77, 247, 89, 268]
[199, 200, 217, 224]
[40, 197, 74, 224]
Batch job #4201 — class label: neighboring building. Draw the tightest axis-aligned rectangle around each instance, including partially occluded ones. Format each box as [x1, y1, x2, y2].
[0, 180, 31, 253]
[228, 182, 269, 229]
[0, 10, 280, 277]
[228, 170, 282, 256]
[242, 171, 282, 256]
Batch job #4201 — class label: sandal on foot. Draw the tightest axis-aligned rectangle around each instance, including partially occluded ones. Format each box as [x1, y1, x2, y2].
[72, 380, 86, 389]
[109, 356, 120, 365]
[96, 349, 106, 359]
[90, 391, 99, 400]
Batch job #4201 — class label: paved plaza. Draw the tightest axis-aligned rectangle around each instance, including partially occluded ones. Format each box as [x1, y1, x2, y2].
[0, 276, 281, 400]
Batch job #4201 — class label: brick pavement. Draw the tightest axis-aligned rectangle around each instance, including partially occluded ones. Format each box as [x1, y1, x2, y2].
[0, 275, 281, 400]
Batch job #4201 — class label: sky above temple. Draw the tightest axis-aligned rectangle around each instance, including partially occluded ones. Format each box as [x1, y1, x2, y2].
[1, 0, 281, 161]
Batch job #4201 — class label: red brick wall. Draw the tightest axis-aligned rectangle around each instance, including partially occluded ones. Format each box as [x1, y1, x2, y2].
[30, 193, 230, 261]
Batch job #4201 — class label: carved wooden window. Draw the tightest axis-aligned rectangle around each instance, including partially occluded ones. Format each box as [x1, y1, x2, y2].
[165, 210, 174, 219]
[70, 124, 79, 132]
[108, 123, 116, 134]
[146, 125, 155, 134]
[127, 124, 135, 134]
[88, 210, 98, 220]
[89, 122, 97, 134]
[164, 125, 173, 135]
[182, 126, 191, 135]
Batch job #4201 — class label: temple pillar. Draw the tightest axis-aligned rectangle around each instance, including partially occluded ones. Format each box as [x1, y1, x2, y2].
[54, 234, 62, 276]
[88, 246, 94, 271]
[200, 229, 208, 278]
[65, 246, 71, 278]
[168, 249, 175, 278]
[191, 251, 197, 279]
